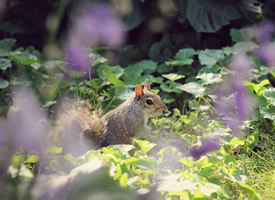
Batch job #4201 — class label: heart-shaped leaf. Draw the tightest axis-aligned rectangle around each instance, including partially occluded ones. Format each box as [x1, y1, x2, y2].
[177, 82, 206, 97]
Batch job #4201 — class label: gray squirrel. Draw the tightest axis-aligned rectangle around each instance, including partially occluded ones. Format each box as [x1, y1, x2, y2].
[49, 83, 168, 155]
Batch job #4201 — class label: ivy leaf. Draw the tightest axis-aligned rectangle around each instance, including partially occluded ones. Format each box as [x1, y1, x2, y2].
[263, 88, 275, 106]
[125, 60, 157, 74]
[0, 22, 24, 35]
[165, 48, 196, 66]
[198, 49, 224, 66]
[0, 78, 9, 88]
[175, 48, 196, 60]
[107, 71, 125, 88]
[0, 58, 12, 70]
[45, 146, 62, 154]
[134, 139, 156, 154]
[20, 49, 39, 65]
[0, 38, 16, 57]
[230, 28, 249, 42]
[196, 73, 223, 85]
[31, 63, 42, 70]
[232, 41, 258, 54]
[162, 73, 185, 82]
[177, 82, 206, 97]
[260, 105, 275, 120]
[165, 59, 193, 66]
[43, 60, 66, 70]
[239, 183, 261, 200]
[26, 155, 39, 163]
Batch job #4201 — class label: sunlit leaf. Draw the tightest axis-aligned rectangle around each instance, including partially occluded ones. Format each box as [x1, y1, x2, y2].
[198, 49, 224, 66]
[0, 38, 16, 57]
[162, 73, 185, 81]
[260, 105, 275, 120]
[0, 78, 9, 88]
[196, 73, 223, 85]
[239, 183, 261, 200]
[134, 139, 156, 154]
[125, 60, 157, 74]
[177, 82, 206, 97]
[26, 155, 39, 163]
[263, 88, 275, 105]
[0, 58, 12, 70]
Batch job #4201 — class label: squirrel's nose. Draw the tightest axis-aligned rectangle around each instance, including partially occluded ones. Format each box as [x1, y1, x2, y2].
[163, 106, 169, 113]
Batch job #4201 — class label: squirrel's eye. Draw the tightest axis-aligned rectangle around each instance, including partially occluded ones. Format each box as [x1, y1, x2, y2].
[146, 99, 153, 105]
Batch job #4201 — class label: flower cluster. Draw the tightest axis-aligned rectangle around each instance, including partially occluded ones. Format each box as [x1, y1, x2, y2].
[214, 54, 254, 135]
[254, 21, 275, 67]
[65, 2, 125, 75]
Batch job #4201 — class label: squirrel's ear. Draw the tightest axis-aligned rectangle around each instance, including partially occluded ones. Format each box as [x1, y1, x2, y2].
[135, 84, 143, 99]
[144, 82, 151, 91]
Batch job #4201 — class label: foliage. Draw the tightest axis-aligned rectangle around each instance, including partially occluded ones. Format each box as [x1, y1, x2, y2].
[0, 1, 275, 200]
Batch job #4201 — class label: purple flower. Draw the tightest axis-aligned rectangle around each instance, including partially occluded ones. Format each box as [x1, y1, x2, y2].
[66, 45, 92, 74]
[190, 138, 220, 159]
[230, 54, 252, 80]
[255, 42, 275, 67]
[0, 0, 6, 18]
[0, 122, 12, 179]
[254, 21, 275, 43]
[65, 2, 125, 74]
[213, 54, 254, 135]
[7, 87, 49, 153]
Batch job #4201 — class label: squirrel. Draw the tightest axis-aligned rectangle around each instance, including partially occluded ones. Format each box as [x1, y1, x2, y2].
[49, 83, 168, 155]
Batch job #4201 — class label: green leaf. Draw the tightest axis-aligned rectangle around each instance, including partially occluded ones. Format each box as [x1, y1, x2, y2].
[124, 0, 148, 30]
[161, 81, 182, 94]
[11, 155, 25, 167]
[26, 155, 39, 163]
[43, 60, 66, 69]
[185, 0, 261, 33]
[31, 63, 42, 70]
[0, 78, 9, 88]
[162, 73, 185, 81]
[260, 105, 275, 120]
[45, 146, 63, 154]
[20, 49, 39, 65]
[177, 82, 206, 97]
[0, 38, 16, 57]
[0, 58, 12, 70]
[0, 22, 24, 35]
[232, 41, 258, 54]
[107, 71, 125, 88]
[125, 60, 157, 74]
[134, 139, 156, 154]
[175, 48, 196, 60]
[165, 59, 193, 66]
[228, 137, 245, 146]
[43, 101, 57, 108]
[263, 88, 275, 105]
[230, 28, 250, 42]
[246, 130, 259, 150]
[239, 183, 261, 200]
[198, 49, 224, 66]
[196, 73, 223, 85]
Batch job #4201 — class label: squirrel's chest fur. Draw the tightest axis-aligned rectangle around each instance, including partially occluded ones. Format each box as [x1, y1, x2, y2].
[101, 97, 145, 146]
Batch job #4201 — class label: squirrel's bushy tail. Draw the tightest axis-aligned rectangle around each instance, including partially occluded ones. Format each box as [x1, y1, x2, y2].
[49, 101, 106, 155]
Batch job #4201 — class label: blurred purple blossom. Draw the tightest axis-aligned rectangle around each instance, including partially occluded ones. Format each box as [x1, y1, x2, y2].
[66, 45, 92, 73]
[0, 0, 6, 18]
[6, 87, 49, 153]
[213, 54, 254, 135]
[65, 2, 125, 75]
[255, 43, 275, 67]
[190, 138, 220, 159]
[254, 21, 275, 43]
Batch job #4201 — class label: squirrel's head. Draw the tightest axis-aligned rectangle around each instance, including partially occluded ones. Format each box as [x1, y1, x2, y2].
[134, 83, 168, 117]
